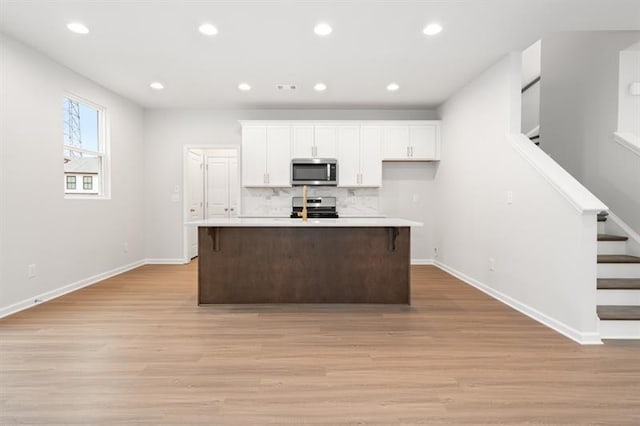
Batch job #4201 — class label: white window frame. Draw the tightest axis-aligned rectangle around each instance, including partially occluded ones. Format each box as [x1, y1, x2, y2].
[63, 93, 111, 199]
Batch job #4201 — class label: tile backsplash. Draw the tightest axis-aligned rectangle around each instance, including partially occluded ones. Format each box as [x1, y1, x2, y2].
[241, 187, 380, 217]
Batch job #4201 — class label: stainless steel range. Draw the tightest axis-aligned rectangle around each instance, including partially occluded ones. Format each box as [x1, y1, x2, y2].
[290, 196, 339, 219]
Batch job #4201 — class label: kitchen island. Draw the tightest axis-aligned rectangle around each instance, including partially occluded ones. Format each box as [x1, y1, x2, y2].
[186, 218, 422, 305]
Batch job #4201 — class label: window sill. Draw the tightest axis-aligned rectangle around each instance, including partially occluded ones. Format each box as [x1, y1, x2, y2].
[64, 194, 111, 200]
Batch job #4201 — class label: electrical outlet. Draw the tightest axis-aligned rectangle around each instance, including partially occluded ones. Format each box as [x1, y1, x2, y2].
[506, 190, 513, 205]
[27, 264, 36, 279]
[123, 242, 129, 253]
[489, 258, 495, 271]
[171, 193, 180, 202]
[412, 194, 420, 202]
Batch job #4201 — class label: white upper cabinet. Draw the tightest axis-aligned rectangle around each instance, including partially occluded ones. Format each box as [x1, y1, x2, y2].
[241, 120, 439, 188]
[241, 126, 268, 187]
[292, 126, 314, 158]
[359, 126, 382, 186]
[241, 125, 291, 187]
[338, 126, 382, 187]
[382, 126, 410, 159]
[382, 123, 440, 161]
[337, 126, 360, 187]
[314, 126, 338, 158]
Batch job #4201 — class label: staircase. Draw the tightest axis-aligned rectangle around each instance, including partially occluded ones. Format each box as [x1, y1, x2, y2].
[596, 213, 640, 339]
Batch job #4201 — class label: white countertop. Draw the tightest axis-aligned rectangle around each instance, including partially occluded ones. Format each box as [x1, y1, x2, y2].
[185, 217, 422, 227]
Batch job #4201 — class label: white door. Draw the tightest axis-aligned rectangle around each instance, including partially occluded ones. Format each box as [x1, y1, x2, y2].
[382, 126, 410, 159]
[314, 126, 338, 158]
[292, 126, 314, 158]
[337, 126, 360, 187]
[242, 126, 267, 186]
[206, 157, 230, 218]
[187, 150, 204, 259]
[228, 158, 238, 217]
[266, 126, 292, 186]
[360, 126, 382, 186]
[410, 125, 438, 159]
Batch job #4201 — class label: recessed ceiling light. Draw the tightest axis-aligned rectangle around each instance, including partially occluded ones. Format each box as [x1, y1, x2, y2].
[198, 23, 218, 36]
[386, 83, 400, 92]
[314, 83, 327, 92]
[423, 23, 443, 36]
[67, 22, 89, 34]
[314, 23, 332, 36]
[238, 83, 251, 91]
[150, 82, 164, 90]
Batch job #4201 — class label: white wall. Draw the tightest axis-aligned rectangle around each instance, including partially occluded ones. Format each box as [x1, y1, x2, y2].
[435, 53, 601, 343]
[521, 40, 541, 136]
[0, 35, 145, 314]
[540, 31, 640, 233]
[143, 109, 437, 262]
[618, 46, 640, 138]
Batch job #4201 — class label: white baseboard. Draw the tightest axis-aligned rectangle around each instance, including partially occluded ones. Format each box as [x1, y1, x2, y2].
[0, 259, 146, 319]
[145, 258, 187, 265]
[411, 258, 434, 265]
[433, 260, 602, 345]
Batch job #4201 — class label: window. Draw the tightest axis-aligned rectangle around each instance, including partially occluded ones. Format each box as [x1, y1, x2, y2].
[66, 176, 76, 190]
[63, 95, 108, 197]
[83, 176, 93, 190]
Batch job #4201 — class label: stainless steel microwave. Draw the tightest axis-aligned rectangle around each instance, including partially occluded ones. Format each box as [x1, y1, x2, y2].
[291, 158, 338, 186]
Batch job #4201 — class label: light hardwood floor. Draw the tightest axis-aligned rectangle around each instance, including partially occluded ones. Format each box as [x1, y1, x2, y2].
[1, 263, 639, 425]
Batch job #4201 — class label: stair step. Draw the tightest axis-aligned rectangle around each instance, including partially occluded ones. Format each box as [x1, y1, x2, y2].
[597, 255, 640, 264]
[598, 234, 629, 242]
[597, 305, 640, 321]
[598, 279, 640, 290]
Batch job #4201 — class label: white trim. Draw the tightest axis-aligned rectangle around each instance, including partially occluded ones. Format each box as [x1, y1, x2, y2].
[0, 260, 145, 319]
[411, 258, 434, 265]
[609, 211, 640, 246]
[433, 260, 602, 345]
[525, 124, 540, 138]
[599, 320, 640, 339]
[145, 258, 186, 265]
[510, 133, 607, 214]
[239, 120, 441, 126]
[614, 132, 640, 157]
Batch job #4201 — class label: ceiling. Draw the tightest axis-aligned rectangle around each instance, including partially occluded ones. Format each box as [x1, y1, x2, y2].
[1, 0, 639, 110]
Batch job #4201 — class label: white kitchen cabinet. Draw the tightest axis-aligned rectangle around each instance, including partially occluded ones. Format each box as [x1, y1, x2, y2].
[337, 126, 360, 187]
[359, 126, 383, 186]
[314, 126, 338, 158]
[382, 124, 440, 161]
[337, 126, 382, 187]
[292, 126, 315, 158]
[241, 125, 291, 187]
[206, 156, 238, 218]
[241, 126, 268, 186]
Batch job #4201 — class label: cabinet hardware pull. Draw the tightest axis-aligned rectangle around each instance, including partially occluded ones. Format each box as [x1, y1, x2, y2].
[406, 146, 410, 157]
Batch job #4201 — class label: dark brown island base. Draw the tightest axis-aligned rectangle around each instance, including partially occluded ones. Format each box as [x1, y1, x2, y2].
[194, 219, 421, 304]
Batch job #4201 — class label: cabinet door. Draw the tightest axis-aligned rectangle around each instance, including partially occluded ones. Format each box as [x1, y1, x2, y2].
[382, 126, 410, 159]
[337, 126, 360, 187]
[266, 126, 292, 187]
[359, 126, 382, 187]
[241, 126, 267, 186]
[314, 126, 338, 158]
[292, 126, 314, 158]
[410, 125, 438, 159]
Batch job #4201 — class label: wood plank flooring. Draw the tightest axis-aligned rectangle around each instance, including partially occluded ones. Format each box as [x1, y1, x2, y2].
[1, 263, 640, 425]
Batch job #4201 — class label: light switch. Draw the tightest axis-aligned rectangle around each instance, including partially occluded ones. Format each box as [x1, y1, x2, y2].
[173, 185, 180, 193]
